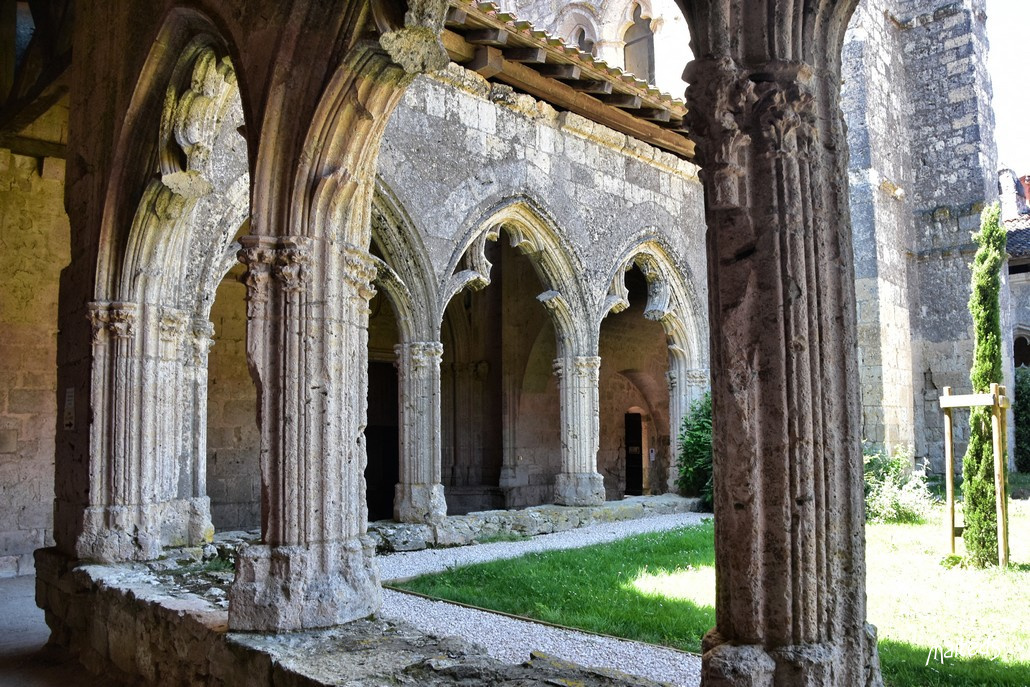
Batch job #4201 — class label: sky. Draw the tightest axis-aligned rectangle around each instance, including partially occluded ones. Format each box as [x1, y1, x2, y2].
[988, 0, 1030, 173]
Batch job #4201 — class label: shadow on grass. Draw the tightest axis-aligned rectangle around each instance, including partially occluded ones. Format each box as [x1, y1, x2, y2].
[880, 639, 1030, 687]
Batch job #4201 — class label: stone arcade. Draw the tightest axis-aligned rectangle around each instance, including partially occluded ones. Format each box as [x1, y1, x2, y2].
[1, 0, 966, 684]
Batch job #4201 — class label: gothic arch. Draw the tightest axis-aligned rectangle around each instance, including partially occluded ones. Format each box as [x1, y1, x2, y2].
[442, 196, 592, 357]
[85, 28, 249, 563]
[370, 178, 439, 342]
[554, 4, 600, 51]
[601, 236, 707, 365]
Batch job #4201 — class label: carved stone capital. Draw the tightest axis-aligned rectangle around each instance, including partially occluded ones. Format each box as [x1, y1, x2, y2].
[340, 244, 378, 302]
[87, 301, 139, 342]
[189, 319, 215, 365]
[273, 239, 313, 294]
[238, 235, 314, 301]
[685, 59, 819, 206]
[158, 307, 190, 342]
[553, 356, 601, 383]
[399, 341, 443, 371]
[752, 65, 817, 160]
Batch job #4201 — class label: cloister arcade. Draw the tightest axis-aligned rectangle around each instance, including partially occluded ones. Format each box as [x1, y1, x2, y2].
[23, 0, 883, 684]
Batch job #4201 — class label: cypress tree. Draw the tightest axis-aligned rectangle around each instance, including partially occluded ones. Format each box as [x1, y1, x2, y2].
[962, 202, 1005, 567]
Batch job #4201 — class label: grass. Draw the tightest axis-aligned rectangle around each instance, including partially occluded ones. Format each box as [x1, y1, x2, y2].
[397, 522, 716, 650]
[394, 502, 1030, 686]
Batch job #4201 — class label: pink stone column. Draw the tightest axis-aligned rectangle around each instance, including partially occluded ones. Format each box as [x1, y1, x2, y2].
[552, 355, 605, 506]
[394, 341, 447, 523]
[683, 30, 882, 687]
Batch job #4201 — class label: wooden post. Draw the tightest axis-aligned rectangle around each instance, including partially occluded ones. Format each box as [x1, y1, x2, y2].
[942, 386, 955, 554]
[995, 385, 1010, 566]
[990, 383, 1008, 567]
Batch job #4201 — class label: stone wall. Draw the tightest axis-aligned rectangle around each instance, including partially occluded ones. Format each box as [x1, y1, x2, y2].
[842, 0, 918, 457]
[0, 107, 69, 576]
[898, 0, 998, 471]
[206, 266, 260, 532]
[841, 0, 999, 472]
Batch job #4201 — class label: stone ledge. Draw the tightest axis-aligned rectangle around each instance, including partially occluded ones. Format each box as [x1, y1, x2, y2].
[368, 494, 702, 553]
[35, 547, 673, 686]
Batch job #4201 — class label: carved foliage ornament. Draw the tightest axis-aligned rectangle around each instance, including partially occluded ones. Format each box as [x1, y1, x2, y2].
[88, 302, 139, 343]
[685, 60, 819, 204]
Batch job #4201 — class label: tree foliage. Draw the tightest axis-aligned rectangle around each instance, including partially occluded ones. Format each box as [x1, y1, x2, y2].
[1015, 366, 1030, 474]
[676, 391, 712, 511]
[962, 202, 1005, 567]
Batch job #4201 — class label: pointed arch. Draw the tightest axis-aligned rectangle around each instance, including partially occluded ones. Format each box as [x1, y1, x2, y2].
[370, 177, 439, 341]
[441, 195, 592, 356]
[601, 234, 708, 368]
[82, 23, 250, 562]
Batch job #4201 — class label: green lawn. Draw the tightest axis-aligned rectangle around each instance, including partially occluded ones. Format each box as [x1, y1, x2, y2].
[394, 501, 1030, 686]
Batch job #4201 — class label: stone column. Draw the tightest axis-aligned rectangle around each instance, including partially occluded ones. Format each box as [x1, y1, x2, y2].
[394, 341, 447, 523]
[684, 18, 881, 685]
[229, 236, 380, 632]
[79, 302, 213, 561]
[552, 356, 605, 506]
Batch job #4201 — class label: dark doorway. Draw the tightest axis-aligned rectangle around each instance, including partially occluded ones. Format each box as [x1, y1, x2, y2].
[365, 361, 399, 521]
[625, 412, 643, 495]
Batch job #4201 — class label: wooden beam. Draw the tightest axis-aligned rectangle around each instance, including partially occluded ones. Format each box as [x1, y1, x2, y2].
[637, 108, 672, 123]
[535, 63, 581, 80]
[567, 79, 613, 95]
[0, 132, 66, 158]
[939, 392, 1000, 408]
[465, 29, 508, 47]
[492, 59, 693, 158]
[440, 27, 694, 159]
[444, 7, 467, 27]
[0, 60, 67, 133]
[597, 93, 642, 109]
[442, 29, 475, 63]
[503, 47, 546, 64]
[469, 45, 504, 79]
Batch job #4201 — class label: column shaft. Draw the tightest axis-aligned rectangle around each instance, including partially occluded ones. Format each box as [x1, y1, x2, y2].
[686, 55, 880, 686]
[395, 341, 447, 522]
[553, 355, 605, 506]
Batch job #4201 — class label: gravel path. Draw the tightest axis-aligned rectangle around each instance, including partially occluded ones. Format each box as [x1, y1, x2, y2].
[377, 511, 709, 686]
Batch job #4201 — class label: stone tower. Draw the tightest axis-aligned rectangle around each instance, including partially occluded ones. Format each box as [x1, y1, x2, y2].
[839, 0, 997, 470]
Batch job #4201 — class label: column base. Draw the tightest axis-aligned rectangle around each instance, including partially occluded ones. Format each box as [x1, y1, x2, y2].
[74, 497, 213, 562]
[553, 472, 605, 506]
[702, 628, 881, 687]
[394, 483, 447, 523]
[228, 537, 381, 631]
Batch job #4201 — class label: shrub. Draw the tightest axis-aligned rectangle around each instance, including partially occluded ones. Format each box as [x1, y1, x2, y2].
[863, 447, 934, 524]
[676, 391, 712, 510]
[1015, 366, 1030, 474]
[962, 202, 1005, 566]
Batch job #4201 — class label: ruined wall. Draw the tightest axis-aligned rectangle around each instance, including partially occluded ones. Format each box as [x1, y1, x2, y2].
[205, 267, 259, 532]
[896, 0, 998, 471]
[0, 107, 69, 576]
[842, 0, 917, 457]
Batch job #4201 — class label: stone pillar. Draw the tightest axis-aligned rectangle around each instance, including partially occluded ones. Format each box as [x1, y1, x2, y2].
[394, 341, 447, 523]
[79, 302, 213, 561]
[229, 236, 380, 632]
[684, 16, 881, 685]
[552, 355, 605, 506]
